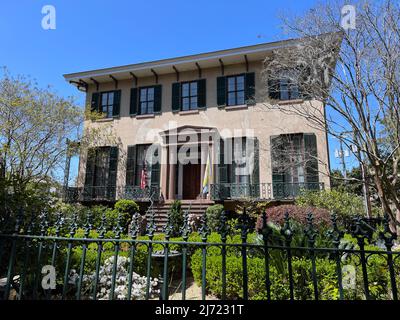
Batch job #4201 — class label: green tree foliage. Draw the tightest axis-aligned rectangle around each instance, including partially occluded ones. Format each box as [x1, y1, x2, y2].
[0, 69, 82, 214]
[295, 189, 365, 221]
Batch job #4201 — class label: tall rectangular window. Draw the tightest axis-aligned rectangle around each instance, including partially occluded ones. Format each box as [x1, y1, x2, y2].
[101, 91, 114, 118]
[181, 81, 198, 111]
[134, 144, 159, 186]
[139, 87, 155, 115]
[271, 133, 319, 197]
[227, 75, 245, 106]
[279, 79, 299, 100]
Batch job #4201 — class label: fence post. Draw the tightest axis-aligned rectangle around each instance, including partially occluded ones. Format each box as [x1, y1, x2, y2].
[261, 211, 272, 300]
[180, 207, 191, 300]
[62, 213, 78, 299]
[126, 212, 140, 300]
[145, 204, 156, 300]
[327, 212, 344, 300]
[162, 210, 173, 300]
[199, 211, 210, 301]
[305, 212, 318, 300]
[380, 213, 398, 300]
[239, 207, 250, 300]
[218, 210, 229, 300]
[109, 212, 123, 300]
[76, 211, 92, 300]
[352, 216, 370, 300]
[281, 212, 294, 300]
[33, 210, 48, 299]
[4, 208, 23, 300]
[93, 212, 107, 300]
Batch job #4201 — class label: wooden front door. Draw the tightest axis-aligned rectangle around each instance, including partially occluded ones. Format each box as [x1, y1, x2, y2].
[182, 163, 201, 199]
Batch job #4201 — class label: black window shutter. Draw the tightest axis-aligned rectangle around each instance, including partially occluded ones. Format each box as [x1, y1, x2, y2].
[150, 144, 161, 186]
[245, 72, 256, 105]
[268, 79, 280, 100]
[251, 138, 260, 197]
[108, 147, 119, 199]
[197, 79, 206, 109]
[217, 76, 226, 107]
[218, 139, 228, 183]
[303, 133, 319, 189]
[84, 149, 96, 189]
[300, 68, 312, 100]
[172, 82, 181, 112]
[126, 145, 137, 186]
[130, 88, 138, 115]
[270, 136, 286, 198]
[154, 85, 162, 113]
[112, 90, 121, 117]
[91, 92, 100, 112]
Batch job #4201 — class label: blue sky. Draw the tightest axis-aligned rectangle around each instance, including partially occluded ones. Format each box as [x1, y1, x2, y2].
[0, 0, 356, 183]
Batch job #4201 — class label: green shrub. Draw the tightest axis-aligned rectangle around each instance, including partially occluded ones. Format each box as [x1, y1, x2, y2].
[168, 200, 183, 237]
[206, 204, 224, 232]
[189, 231, 398, 300]
[114, 199, 140, 216]
[190, 249, 340, 300]
[110, 199, 140, 232]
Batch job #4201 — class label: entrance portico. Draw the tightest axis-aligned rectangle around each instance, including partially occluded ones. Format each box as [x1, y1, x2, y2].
[159, 125, 217, 200]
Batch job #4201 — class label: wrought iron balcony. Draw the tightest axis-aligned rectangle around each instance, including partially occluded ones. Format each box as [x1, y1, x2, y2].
[63, 185, 161, 203]
[63, 186, 117, 202]
[123, 185, 161, 202]
[210, 182, 324, 201]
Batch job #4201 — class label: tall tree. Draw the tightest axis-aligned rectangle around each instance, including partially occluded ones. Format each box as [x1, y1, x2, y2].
[261, 0, 400, 229]
[0, 69, 82, 211]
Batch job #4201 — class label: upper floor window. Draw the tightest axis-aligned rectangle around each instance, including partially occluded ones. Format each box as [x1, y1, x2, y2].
[172, 79, 206, 112]
[282, 79, 299, 100]
[90, 90, 121, 118]
[101, 91, 115, 118]
[227, 75, 245, 106]
[268, 68, 308, 101]
[130, 85, 162, 116]
[181, 81, 198, 111]
[139, 87, 155, 115]
[217, 72, 255, 107]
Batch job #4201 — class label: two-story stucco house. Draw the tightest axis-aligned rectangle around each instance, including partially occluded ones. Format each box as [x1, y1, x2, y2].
[64, 37, 331, 223]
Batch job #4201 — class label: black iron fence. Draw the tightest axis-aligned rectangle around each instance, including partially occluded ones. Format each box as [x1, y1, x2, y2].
[210, 182, 324, 201]
[0, 207, 399, 300]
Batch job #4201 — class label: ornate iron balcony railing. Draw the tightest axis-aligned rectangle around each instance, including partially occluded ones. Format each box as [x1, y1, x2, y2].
[210, 182, 324, 201]
[63, 185, 161, 203]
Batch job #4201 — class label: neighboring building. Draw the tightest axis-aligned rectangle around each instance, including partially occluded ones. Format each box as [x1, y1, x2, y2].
[64, 38, 331, 216]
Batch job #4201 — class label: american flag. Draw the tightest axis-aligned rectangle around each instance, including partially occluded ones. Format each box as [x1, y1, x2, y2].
[140, 161, 148, 190]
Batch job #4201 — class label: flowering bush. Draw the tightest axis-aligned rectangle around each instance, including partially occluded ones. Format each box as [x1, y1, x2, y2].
[188, 213, 202, 231]
[255, 204, 331, 232]
[83, 256, 159, 300]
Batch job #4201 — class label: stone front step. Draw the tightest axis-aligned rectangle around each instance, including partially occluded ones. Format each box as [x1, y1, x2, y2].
[148, 200, 214, 232]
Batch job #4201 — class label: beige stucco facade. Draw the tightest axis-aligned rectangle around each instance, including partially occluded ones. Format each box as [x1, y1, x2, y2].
[66, 42, 331, 202]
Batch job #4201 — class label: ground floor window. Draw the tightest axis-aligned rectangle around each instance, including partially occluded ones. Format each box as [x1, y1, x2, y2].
[126, 144, 160, 187]
[271, 133, 319, 197]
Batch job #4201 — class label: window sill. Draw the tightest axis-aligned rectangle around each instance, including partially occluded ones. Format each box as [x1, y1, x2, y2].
[278, 99, 304, 106]
[179, 109, 199, 115]
[136, 114, 155, 119]
[94, 117, 114, 123]
[225, 104, 248, 111]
